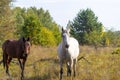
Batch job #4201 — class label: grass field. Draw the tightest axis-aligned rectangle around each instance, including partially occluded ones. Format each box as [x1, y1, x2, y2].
[0, 46, 120, 80]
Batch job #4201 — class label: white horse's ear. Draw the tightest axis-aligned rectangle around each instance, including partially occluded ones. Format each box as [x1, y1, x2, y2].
[67, 28, 70, 33]
[62, 27, 64, 32]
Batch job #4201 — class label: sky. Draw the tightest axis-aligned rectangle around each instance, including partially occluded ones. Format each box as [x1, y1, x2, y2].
[13, 0, 120, 31]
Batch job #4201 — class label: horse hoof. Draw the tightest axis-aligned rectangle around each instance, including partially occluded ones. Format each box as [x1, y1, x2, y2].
[6, 72, 10, 77]
[67, 73, 71, 77]
[21, 77, 24, 80]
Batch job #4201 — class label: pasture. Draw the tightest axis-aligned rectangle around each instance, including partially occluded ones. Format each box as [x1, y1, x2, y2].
[0, 46, 120, 80]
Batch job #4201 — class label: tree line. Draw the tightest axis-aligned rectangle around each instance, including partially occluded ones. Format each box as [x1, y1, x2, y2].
[67, 8, 120, 47]
[0, 0, 120, 47]
[13, 7, 61, 46]
[0, 0, 61, 47]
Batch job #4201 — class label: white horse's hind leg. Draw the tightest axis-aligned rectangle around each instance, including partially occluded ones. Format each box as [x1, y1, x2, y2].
[73, 59, 77, 77]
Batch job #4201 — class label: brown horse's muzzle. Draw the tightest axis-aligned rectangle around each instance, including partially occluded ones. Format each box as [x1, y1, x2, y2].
[23, 53, 28, 58]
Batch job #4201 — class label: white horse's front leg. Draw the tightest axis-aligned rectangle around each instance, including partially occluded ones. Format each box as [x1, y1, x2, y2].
[67, 58, 73, 76]
[60, 61, 63, 80]
[67, 62, 71, 76]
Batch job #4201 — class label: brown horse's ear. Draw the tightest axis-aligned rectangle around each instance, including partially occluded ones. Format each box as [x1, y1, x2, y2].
[22, 37, 26, 42]
[27, 37, 30, 41]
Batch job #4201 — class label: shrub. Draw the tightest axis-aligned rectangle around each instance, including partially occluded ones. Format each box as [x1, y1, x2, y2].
[112, 48, 120, 54]
[38, 27, 56, 47]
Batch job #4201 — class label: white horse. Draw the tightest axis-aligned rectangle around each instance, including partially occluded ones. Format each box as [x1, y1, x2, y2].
[57, 27, 79, 80]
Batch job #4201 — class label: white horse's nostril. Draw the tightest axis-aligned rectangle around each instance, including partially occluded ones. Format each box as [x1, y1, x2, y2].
[65, 45, 69, 48]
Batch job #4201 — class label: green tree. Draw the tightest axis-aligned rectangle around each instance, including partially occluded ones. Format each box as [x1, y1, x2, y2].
[39, 27, 56, 47]
[71, 8, 103, 45]
[37, 8, 53, 29]
[51, 22, 61, 45]
[86, 30, 102, 49]
[21, 12, 41, 44]
[103, 30, 120, 47]
[12, 7, 26, 37]
[13, 7, 61, 46]
[0, 0, 15, 45]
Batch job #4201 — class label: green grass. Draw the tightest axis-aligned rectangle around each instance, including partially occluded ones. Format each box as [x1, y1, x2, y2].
[0, 46, 120, 80]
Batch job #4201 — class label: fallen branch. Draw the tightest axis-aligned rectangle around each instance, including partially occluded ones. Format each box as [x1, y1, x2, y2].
[26, 58, 58, 67]
[0, 59, 19, 65]
[78, 56, 91, 64]
[0, 60, 3, 65]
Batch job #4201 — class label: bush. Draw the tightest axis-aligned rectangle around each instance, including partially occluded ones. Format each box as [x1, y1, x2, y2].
[112, 48, 120, 54]
[38, 27, 56, 47]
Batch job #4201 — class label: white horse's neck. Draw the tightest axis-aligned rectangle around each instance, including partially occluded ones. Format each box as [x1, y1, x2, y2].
[61, 39, 68, 53]
[61, 39, 65, 49]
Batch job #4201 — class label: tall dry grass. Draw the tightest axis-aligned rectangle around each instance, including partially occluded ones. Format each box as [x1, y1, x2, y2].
[0, 46, 120, 80]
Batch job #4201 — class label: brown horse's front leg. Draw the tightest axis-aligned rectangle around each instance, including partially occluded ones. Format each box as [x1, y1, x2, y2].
[18, 59, 24, 80]
[5, 54, 10, 76]
[18, 59, 22, 69]
[18, 58, 26, 80]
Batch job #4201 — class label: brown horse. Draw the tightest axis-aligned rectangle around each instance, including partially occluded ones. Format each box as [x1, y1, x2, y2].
[2, 37, 31, 80]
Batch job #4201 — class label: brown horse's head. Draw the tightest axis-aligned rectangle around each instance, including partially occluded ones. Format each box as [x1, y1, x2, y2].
[19, 37, 31, 57]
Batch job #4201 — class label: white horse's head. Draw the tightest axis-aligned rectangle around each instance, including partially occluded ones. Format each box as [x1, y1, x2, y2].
[61, 27, 70, 48]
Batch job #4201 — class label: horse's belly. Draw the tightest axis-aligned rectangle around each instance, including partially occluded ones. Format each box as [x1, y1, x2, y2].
[63, 53, 70, 60]
[7, 53, 17, 58]
[68, 46, 79, 59]
[6, 48, 18, 58]
[59, 53, 71, 62]
[68, 38, 79, 58]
